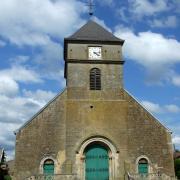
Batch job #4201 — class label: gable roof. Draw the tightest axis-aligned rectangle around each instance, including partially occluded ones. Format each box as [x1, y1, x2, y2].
[65, 20, 124, 44]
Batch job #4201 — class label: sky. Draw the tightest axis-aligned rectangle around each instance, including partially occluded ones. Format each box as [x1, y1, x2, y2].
[0, 0, 180, 160]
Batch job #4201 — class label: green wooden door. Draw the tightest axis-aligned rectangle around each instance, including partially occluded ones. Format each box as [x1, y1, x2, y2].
[43, 162, 54, 180]
[43, 159, 54, 177]
[85, 144, 109, 180]
[138, 164, 148, 174]
[43, 164, 54, 174]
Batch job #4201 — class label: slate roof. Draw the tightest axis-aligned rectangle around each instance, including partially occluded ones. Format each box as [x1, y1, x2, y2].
[65, 20, 124, 44]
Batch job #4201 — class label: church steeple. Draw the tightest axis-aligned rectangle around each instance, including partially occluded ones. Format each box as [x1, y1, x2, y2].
[64, 20, 125, 92]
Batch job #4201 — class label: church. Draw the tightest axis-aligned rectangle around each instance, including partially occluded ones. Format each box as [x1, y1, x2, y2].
[14, 20, 175, 180]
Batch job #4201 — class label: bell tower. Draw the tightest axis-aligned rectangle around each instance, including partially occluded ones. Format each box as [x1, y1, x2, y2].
[64, 20, 124, 98]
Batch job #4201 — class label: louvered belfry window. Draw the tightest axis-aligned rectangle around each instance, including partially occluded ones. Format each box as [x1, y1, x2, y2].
[90, 68, 101, 90]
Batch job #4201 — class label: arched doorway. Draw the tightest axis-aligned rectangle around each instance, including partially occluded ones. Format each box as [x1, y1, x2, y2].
[76, 137, 119, 180]
[85, 143, 109, 180]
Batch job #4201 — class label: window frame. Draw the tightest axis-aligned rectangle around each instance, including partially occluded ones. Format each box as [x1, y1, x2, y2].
[90, 68, 101, 90]
[39, 156, 57, 175]
[136, 155, 150, 175]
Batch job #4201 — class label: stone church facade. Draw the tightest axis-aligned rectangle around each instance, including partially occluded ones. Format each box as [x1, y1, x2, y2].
[14, 21, 175, 180]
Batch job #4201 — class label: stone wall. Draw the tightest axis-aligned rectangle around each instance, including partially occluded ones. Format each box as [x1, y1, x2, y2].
[14, 90, 67, 180]
[122, 90, 175, 177]
[67, 63, 123, 90]
[67, 43, 123, 61]
[14, 87, 175, 179]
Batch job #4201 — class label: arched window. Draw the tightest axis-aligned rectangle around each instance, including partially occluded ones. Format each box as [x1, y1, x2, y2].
[43, 159, 54, 175]
[138, 158, 148, 174]
[90, 68, 101, 90]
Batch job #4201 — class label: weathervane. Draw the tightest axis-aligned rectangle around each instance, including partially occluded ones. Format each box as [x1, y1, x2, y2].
[87, 0, 94, 16]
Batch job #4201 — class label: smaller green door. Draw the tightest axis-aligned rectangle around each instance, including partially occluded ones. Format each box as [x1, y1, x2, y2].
[43, 159, 54, 180]
[138, 164, 148, 174]
[43, 164, 54, 175]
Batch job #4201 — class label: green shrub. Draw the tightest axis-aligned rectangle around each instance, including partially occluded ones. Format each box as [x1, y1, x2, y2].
[175, 158, 180, 179]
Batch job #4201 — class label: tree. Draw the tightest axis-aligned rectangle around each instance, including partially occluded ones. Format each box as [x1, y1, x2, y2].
[0, 150, 11, 180]
[175, 158, 180, 179]
[174, 149, 180, 179]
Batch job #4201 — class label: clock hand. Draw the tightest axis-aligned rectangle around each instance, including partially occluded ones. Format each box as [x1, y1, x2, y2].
[93, 52, 100, 56]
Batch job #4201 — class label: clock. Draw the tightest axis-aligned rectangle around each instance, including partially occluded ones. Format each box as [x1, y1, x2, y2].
[88, 47, 102, 60]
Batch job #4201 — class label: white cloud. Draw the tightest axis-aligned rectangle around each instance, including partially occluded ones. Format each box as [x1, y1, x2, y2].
[10, 56, 30, 65]
[150, 16, 178, 28]
[172, 74, 180, 86]
[0, 76, 19, 97]
[117, 0, 179, 25]
[141, 100, 180, 114]
[0, 0, 86, 46]
[0, 57, 48, 102]
[116, 7, 129, 23]
[0, 95, 38, 124]
[129, 0, 169, 18]
[33, 41, 65, 83]
[173, 136, 180, 145]
[0, 0, 113, 85]
[114, 26, 180, 85]
[165, 104, 180, 113]
[0, 0, 87, 85]
[141, 100, 162, 114]
[0, 123, 17, 160]
[0, 90, 56, 124]
[115, 27, 180, 65]
[0, 70, 56, 158]
[0, 64, 42, 84]
[0, 89, 56, 160]
[27, 40, 66, 88]
[23, 89, 56, 105]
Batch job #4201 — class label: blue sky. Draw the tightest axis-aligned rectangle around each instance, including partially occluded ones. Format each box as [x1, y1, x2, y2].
[0, 0, 180, 160]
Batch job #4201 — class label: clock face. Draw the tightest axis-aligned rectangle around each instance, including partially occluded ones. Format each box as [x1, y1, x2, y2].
[88, 47, 102, 60]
